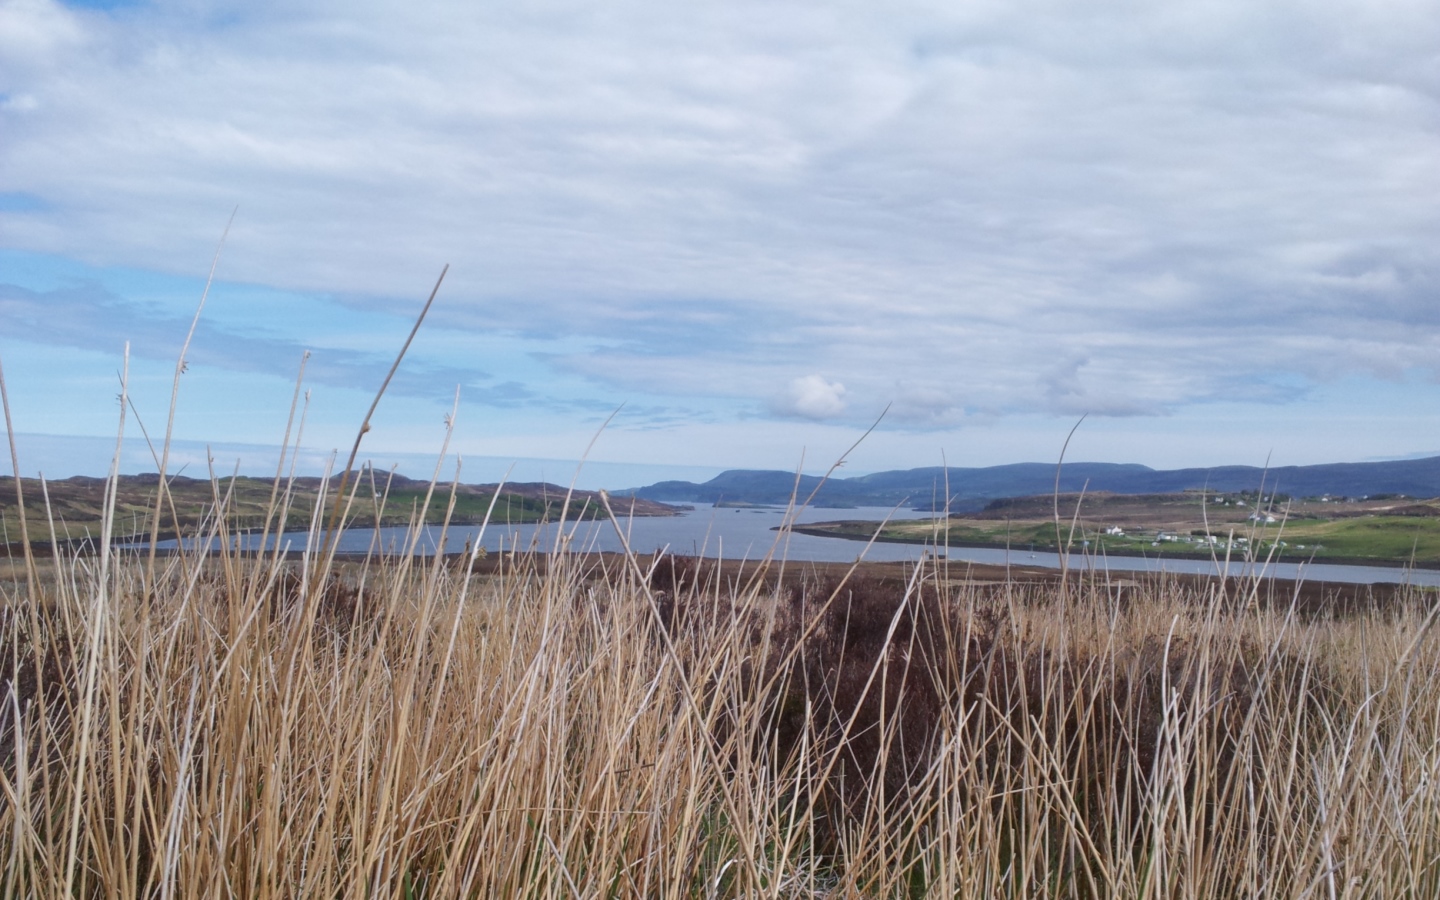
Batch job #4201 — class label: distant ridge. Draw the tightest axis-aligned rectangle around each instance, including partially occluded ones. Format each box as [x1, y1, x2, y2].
[624, 457, 1440, 511]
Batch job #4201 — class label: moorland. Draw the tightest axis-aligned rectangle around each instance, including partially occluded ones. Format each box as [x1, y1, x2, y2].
[3, 452, 1439, 896]
[3, 516, 1439, 897]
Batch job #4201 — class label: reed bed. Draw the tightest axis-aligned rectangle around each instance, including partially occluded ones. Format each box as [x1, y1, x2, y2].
[2, 494, 1439, 899]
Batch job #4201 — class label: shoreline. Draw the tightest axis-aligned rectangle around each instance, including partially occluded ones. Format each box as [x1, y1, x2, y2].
[3, 549, 1426, 614]
[9, 528, 1435, 573]
[783, 524, 1440, 572]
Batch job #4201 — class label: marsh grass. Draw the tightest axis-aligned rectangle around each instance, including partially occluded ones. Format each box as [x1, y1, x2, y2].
[2, 483, 1439, 897]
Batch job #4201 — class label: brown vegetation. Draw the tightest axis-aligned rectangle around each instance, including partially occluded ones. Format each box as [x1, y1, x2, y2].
[3, 523, 1439, 897]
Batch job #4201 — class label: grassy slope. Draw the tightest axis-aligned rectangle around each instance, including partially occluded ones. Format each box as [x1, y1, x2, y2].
[0, 474, 668, 544]
[1267, 515, 1440, 561]
[802, 495, 1440, 565]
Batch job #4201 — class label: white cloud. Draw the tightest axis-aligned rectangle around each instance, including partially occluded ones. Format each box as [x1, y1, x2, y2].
[0, 0, 86, 70]
[775, 375, 847, 420]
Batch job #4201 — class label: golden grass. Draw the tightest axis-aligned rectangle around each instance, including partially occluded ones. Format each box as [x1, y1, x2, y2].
[3, 506, 1439, 898]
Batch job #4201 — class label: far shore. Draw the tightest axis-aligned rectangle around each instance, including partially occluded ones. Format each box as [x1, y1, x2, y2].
[783, 524, 1440, 571]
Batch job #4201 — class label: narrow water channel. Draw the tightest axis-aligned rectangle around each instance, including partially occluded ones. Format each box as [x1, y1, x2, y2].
[146, 502, 1440, 587]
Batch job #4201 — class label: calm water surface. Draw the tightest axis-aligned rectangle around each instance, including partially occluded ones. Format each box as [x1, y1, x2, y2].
[157, 502, 1440, 587]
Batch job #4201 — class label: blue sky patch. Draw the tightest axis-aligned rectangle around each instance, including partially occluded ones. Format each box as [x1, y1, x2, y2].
[0, 192, 46, 213]
[58, 0, 146, 9]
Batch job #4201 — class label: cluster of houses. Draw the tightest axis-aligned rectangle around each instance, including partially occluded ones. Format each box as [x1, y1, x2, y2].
[1094, 525, 1291, 552]
[1078, 490, 1351, 555]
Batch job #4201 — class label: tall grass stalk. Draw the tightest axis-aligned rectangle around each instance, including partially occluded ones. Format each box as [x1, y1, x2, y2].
[0, 354, 37, 597]
[321, 265, 447, 561]
[145, 211, 235, 595]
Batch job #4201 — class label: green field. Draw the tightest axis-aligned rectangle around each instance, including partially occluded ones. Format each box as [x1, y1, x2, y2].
[800, 493, 1440, 566]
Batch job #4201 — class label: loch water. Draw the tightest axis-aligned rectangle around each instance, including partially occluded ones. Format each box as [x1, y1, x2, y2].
[150, 502, 1440, 587]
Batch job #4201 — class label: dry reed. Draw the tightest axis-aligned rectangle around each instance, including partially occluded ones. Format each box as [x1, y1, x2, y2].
[2, 487, 1438, 898]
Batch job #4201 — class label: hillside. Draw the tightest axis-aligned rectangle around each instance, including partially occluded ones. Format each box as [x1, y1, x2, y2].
[0, 472, 680, 546]
[626, 456, 1440, 510]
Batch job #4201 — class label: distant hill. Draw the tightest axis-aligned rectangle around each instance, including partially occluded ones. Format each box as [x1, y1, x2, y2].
[625, 457, 1440, 511]
[0, 473, 681, 548]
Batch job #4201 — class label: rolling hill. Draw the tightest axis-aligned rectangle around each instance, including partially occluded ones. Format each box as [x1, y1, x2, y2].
[626, 456, 1440, 511]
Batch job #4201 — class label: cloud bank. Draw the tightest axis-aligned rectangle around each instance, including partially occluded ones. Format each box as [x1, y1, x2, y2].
[1, 0, 1437, 470]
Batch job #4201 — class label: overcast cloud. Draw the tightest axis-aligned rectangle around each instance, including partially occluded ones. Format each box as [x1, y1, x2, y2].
[1, 0, 1438, 475]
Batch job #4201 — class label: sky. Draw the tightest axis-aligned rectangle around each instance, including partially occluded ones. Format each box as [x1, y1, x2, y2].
[1, 0, 1438, 489]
